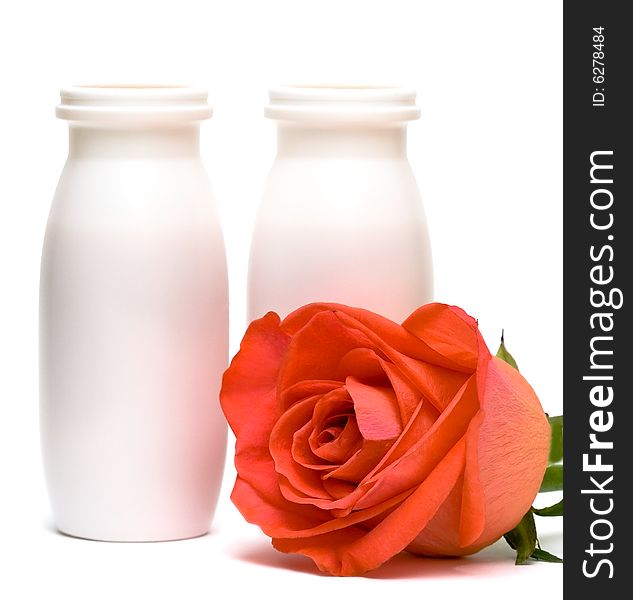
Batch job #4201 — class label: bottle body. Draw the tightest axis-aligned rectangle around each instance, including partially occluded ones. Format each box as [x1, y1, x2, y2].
[40, 88, 228, 541]
[249, 87, 433, 323]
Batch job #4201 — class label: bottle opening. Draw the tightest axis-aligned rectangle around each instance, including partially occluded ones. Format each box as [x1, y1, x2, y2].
[75, 84, 191, 89]
[266, 85, 420, 124]
[284, 84, 402, 90]
[57, 85, 213, 122]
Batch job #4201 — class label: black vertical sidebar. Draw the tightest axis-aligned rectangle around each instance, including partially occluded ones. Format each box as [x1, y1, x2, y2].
[564, 2, 631, 596]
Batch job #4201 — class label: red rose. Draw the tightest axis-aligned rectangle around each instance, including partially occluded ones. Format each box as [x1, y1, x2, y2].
[220, 303, 550, 576]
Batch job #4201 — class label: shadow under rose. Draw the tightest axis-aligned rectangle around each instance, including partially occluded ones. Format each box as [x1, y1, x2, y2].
[367, 543, 520, 579]
[230, 537, 529, 579]
[230, 538, 324, 575]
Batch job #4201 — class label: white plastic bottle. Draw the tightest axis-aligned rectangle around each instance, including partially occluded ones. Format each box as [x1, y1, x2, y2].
[40, 86, 228, 541]
[248, 85, 433, 323]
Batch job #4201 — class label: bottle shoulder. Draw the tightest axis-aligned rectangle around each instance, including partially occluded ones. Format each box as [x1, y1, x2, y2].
[259, 156, 423, 217]
[47, 157, 222, 238]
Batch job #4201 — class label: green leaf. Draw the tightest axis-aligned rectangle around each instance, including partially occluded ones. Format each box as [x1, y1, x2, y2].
[533, 499, 564, 517]
[531, 547, 563, 563]
[503, 510, 537, 564]
[540, 464, 563, 492]
[496, 330, 519, 370]
[548, 415, 563, 464]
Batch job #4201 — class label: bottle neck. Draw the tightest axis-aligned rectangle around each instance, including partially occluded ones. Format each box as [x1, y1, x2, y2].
[276, 125, 408, 159]
[67, 124, 201, 159]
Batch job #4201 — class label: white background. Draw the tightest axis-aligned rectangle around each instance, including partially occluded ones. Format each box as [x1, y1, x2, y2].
[0, 1, 562, 598]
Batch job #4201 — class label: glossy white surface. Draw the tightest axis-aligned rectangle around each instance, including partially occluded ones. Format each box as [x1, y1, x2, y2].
[40, 88, 228, 541]
[249, 88, 433, 322]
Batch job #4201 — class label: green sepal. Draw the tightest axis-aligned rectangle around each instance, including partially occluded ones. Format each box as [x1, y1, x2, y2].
[530, 548, 563, 563]
[548, 415, 563, 464]
[504, 508, 564, 564]
[540, 464, 563, 492]
[496, 330, 519, 370]
[503, 510, 537, 565]
[532, 499, 564, 517]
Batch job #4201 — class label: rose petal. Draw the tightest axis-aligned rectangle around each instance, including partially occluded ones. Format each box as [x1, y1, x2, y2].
[310, 390, 353, 440]
[221, 313, 327, 533]
[281, 304, 473, 412]
[336, 347, 386, 382]
[282, 303, 472, 371]
[220, 312, 291, 498]
[465, 357, 550, 550]
[271, 479, 414, 539]
[232, 475, 327, 536]
[220, 312, 288, 440]
[292, 421, 337, 471]
[272, 437, 467, 576]
[457, 332, 493, 546]
[321, 477, 357, 500]
[459, 409, 486, 546]
[368, 390, 437, 470]
[402, 303, 481, 369]
[323, 439, 392, 485]
[338, 349, 436, 425]
[269, 396, 331, 500]
[277, 311, 372, 407]
[277, 472, 368, 512]
[279, 379, 341, 412]
[354, 375, 479, 510]
[406, 472, 465, 556]
[379, 359, 429, 424]
[409, 357, 550, 556]
[278, 434, 391, 515]
[309, 416, 362, 463]
[333, 311, 471, 412]
[346, 376, 402, 441]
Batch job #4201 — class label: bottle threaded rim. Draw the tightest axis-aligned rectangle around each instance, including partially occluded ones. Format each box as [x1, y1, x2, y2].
[57, 85, 213, 122]
[265, 85, 420, 124]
